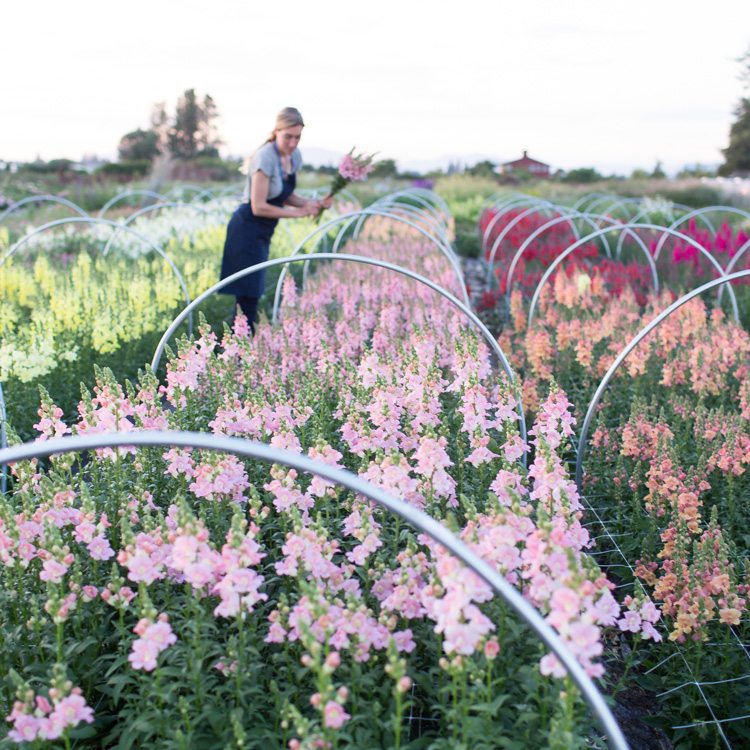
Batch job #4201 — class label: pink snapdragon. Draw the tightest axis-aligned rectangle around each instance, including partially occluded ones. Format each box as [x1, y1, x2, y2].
[128, 614, 177, 671]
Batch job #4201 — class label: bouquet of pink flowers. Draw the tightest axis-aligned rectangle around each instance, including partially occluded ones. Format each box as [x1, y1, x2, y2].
[316, 148, 375, 221]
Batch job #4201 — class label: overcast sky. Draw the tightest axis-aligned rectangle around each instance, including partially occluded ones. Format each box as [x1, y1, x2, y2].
[3, 0, 749, 174]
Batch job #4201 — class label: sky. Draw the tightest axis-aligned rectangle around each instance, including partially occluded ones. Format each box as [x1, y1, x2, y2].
[2, 0, 750, 175]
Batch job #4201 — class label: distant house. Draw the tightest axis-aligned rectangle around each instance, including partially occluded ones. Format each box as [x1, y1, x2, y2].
[499, 151, 551, 178]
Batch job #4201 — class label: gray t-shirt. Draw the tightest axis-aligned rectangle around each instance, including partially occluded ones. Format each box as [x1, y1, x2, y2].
[242, 142, 302, 202]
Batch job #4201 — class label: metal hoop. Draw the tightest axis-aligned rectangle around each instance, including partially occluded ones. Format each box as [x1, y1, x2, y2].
[165, 184, 209, 201]
[271, 211, 468, 313]
[717, 237, 750, 302]
[96, 190, 169, 217]
[481, 197, 554, 254]
[0, 217, 193, 335]
[653, 206, 750, 260]
[504, 212, 641, 299]
[485, 204, 576, 285]
[0, 195, 89, 224]
[151, 252, 524, 443]
[525, 223, 745, 329]
[0, 430, 627, 750]
[102, 201, 212, 256]
[571, 193, 610, 213]
[575, 270, 750, 489]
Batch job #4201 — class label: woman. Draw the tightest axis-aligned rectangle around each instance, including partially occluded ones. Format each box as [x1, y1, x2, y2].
[219, 107, 332, 332]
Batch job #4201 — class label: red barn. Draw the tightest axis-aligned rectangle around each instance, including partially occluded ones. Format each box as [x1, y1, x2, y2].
[500, 151, 551, 178]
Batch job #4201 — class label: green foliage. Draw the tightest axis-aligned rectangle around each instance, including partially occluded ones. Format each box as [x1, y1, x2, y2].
[97, 160, 151, 177]
[720, 97, 750, 176]
[659, 184, 721, 208]
[720, 46, 750, 176]
[371, 159, 398, 178]
[466, 160, 498, 179]
[18, 159, 76, 174]
[118, 128, 161, 162]
[167, 89, 222, 160]
[561, 167, 604, 184]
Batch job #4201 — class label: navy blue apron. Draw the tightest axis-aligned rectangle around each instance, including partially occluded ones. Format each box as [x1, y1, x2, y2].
[219, 150, 297, 298]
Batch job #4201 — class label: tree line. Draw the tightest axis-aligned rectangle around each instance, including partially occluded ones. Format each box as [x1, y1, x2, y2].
[118, 89, 222, 162]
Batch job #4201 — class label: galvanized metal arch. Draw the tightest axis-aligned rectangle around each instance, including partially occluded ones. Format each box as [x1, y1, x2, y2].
[151, 252, 524, 446]
[481, 197, 556, 255]
[191, 187, 219, 202]
[217, 182, 246, 197]
[280, 210, 464, 306]
[483, 191, 521, 206]
[366, 194, 448, 232]
[528, 223, 742, 328]
[96, 190, 169, 217]
[370, 195, 449, 236]
[102, 201, 212, 255]
[585, 196, 641, 220]
[504, 212, 647, 299]
[0, 217, 193, 335]
[377, 189, 451, 227]
[151, 253, 526, 446]
[336, 188, 360, 207]
[360, 200, 452, 248]
[717, 236, 750, 303]
[165, 184, 208, 200]
[525, 223, 671, 330]
[0, 195, 89, 224]
[576, 270, 750, 490]
[350, 195, 452, 250]
[347, 208, 453, 267]
[0, 430, 627, 750]
[0, 381, 6, 495]
[485, 204, 582, 286]
[388, 187, 452, 222]
[570, 193, 611, 213]
[653, 206, 750, 261]
[615, 205, 715, 260]
[271, 211, 468, 312]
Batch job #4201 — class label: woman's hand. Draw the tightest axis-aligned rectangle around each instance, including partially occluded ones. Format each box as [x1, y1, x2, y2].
[320, 195, 333, 209]
[294, 204, 319, 218]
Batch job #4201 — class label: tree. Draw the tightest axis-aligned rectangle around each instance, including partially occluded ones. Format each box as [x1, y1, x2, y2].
[630, 168, 650, 180]
[561, 167, 603, 184]
[116, 90, 223, 164]
[650, 160, 667, 179]
[720, 46, 750, 176]
[167, 89, 201, 159]
[720, 97, 750, 175]
[371, 159, 398, 178]
[466, 160, 497, 179]
[118, 128, 160, 161]
[197, 94, 222, 157]
[166, 89, 223, 159]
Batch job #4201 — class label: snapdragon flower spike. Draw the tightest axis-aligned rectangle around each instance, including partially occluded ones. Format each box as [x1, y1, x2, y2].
[6, 677, 94, 743]
[128, 613, 177, 671]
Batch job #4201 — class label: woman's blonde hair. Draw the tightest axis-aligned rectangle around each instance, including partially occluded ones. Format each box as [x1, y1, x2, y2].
[265, 107, 304, 143]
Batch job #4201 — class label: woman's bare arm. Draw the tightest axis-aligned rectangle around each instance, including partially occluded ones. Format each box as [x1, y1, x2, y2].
[250, 172, 317, 218]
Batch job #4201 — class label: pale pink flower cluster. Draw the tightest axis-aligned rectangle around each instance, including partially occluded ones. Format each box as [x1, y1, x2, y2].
[6, 687, 93, 742]
[338, 150, 374, 182]
[128, 614, 177, 671]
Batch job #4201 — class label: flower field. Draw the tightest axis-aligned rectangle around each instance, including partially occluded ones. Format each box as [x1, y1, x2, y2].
[0, 187, 749, 748]
[0, 199, 335, 442]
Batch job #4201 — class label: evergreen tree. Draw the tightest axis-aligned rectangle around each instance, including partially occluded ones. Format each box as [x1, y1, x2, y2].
[168, 89, 201, 159]
[720, 46, 750, 176]
[197, 94, 222, 157]
[117, 90, 223, 163]
[720, 97, 750, 175]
